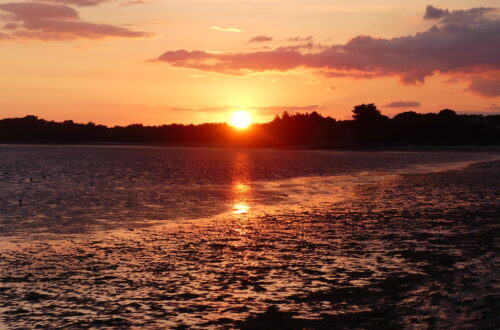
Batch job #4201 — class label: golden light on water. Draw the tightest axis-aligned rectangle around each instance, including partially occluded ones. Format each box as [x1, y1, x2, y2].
[233, 183, 251, 214]
[230, 111, 252, 129]
[235, 183, 250, 193]
[233, 201, 250, 214]
[231, 153, 252, 216]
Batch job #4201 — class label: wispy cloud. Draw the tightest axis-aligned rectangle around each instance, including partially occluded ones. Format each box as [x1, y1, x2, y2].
[487, 104, 500, 111]
[0, 31, 12, 40]
[39, 0, 112, 7]
[249, 35, 272, 43]
[385, 101, 421, 108]
[0, 2, 152, 41]
[121, 0, 149, 6]
[210, 25, 241, 33]
[172, 104, 322, 116]
[125, 21, 170, 27]
[466, 76, 500, 97]
[285, 36, 313, 43]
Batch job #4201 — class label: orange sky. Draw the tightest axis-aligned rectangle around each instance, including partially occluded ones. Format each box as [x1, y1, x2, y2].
[0, 0, 499, 126]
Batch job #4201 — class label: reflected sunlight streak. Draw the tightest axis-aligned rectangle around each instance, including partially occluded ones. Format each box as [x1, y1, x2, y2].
[233, 201, 250, 214]
[231, 153, 253, 216]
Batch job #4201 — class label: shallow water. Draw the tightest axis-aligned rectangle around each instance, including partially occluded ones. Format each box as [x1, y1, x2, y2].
[0, 145, 497, 239]
[0, 146, 499, 328]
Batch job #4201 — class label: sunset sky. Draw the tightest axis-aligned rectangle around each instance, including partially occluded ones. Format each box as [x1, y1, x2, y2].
[0, 0, 499, 126]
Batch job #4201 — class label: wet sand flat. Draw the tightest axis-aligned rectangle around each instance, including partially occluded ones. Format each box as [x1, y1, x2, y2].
[1, 159, 499, 328]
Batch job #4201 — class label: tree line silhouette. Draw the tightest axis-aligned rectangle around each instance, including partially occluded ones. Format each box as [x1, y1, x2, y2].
[1, 104, 499, 147]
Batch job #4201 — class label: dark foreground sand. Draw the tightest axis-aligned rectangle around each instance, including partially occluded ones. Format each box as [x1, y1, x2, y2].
[1, 159, 499, 329]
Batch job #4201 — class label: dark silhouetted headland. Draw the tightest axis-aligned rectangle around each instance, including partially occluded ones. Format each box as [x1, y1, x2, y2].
[1, 104, 500, 147]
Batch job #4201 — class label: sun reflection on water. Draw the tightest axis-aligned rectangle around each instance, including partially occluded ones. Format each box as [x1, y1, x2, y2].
[234, 183, 250, 193]
[231, 153, 253, 216]
[233, 201, 250, 214]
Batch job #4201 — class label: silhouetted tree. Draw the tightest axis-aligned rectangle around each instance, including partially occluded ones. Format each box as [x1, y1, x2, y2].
[352, 103, 386, 121]
[1, 107, 499, 147]
[438, 109, 459, 121]
[349, 104, 390, 143]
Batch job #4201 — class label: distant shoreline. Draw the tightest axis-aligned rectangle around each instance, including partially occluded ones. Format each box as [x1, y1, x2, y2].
[1, 141, 500, 153]
[2, 109, 500, 149]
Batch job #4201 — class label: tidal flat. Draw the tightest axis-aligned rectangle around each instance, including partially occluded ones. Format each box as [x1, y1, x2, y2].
[1, 153, 499, 328]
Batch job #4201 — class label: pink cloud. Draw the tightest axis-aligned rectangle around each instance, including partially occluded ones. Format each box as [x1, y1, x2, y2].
[0, 31, 12, 40]
[275, 42, 327, 52]
[424, 5, 450, 20]
[155, 49, 304, 74]
[40, 0, 111, 7]
[385, 101, 421, 108]
[466, 76, 500, 97]
[488, 104, 500, 111]
[0, 2, 79, 20]
[153, 6, 500, 96]
[121, 0, 149, 6]
[285, 36, 313, 43]
[249, 35, 273, 43]
[0, 2, 152, 41]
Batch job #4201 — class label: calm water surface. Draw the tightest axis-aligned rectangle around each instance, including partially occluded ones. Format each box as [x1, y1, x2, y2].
[0, 145, 497, 239]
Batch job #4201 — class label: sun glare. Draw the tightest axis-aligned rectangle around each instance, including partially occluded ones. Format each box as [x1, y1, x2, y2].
[230, 111, 252, 129]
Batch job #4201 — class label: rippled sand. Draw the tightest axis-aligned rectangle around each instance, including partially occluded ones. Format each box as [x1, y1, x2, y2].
[1, 159, 499, 328]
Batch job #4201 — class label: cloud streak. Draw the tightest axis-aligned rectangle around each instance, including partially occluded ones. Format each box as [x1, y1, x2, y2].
[487, 104, 500, 111]
[0, 2, 151, 41]
[285, 36, 313, 43]
[154, 6, 500, 96]
[40, 0, 111, 6]
[466, 76, 500, 97]
[172, 105, 322, 116]
[249, 35, 273, 43]
[210, 26, 241, 33]
[385, 101, 421, 108]
[122, 0, 149, 5]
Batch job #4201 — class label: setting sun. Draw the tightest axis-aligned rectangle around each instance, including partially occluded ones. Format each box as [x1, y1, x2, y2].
[230, 111, 252, 129]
